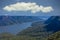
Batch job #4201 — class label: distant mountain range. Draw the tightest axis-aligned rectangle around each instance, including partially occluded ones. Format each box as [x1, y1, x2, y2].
[0, 16, 44, 26]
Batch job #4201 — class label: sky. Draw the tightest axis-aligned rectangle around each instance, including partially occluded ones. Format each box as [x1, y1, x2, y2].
[0, 0, 60, 16]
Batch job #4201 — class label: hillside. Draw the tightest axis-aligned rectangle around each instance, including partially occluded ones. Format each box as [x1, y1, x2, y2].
[17, 21, 48, 40]
[47, 31, 60, 40]
[17, 16, 60, 40]
[45, 16, 60, 32]
[0, 32, 14, 40]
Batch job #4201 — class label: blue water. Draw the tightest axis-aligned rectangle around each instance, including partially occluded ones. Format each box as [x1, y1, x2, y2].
[0, 22, 32, 35]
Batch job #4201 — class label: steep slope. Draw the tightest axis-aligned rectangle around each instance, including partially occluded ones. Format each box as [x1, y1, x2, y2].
[17, 21, 48, 38]
[17, 16, 60, 39]
[45, 16, 60, 32]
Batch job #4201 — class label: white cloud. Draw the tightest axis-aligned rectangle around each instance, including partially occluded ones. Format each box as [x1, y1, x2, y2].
[3, 2, 53, 13]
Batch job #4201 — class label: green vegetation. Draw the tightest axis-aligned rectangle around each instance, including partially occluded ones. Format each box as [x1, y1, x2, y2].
[47, 31, 60, 40]
[0, 31, 60, 40]
[0, 36, 47, 40]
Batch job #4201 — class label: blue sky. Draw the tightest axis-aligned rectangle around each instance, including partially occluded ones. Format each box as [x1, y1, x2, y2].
[0, 0, 60, 16]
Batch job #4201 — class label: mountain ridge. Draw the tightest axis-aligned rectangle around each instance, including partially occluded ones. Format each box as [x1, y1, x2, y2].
[0, 16, 44, 26]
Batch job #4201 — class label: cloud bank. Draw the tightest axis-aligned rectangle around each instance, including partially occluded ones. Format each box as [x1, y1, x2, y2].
[3, 2, 53, 13]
